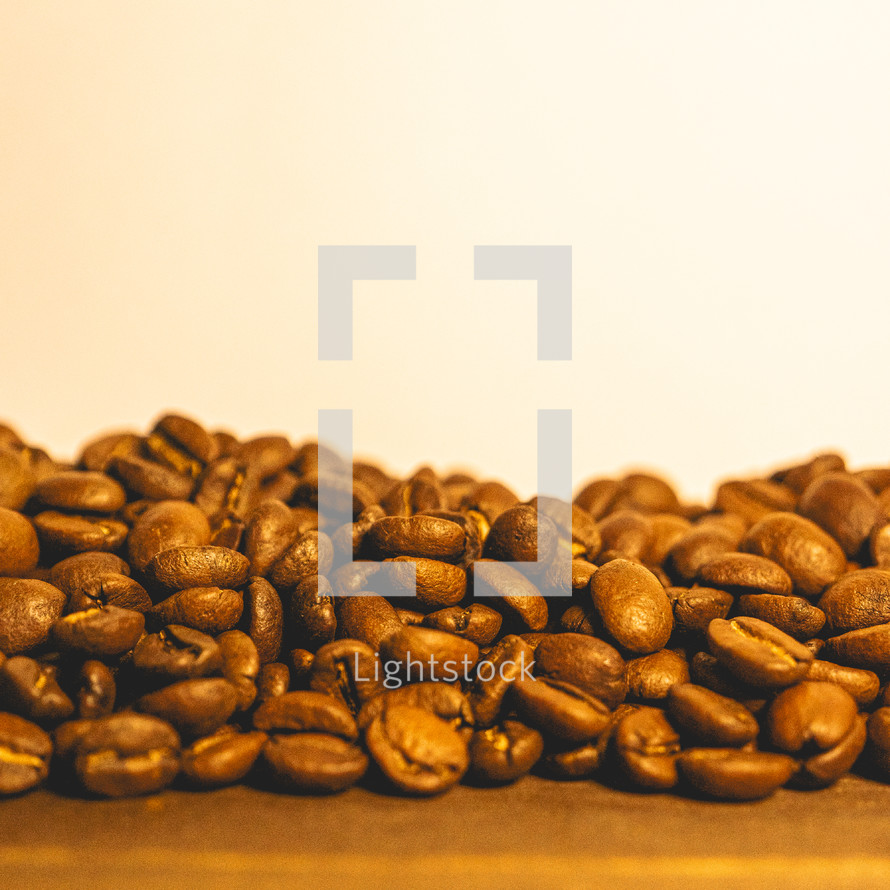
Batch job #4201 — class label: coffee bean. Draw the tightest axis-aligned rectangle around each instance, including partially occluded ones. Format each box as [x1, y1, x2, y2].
[242, 577, 284, 664]
[0, 657, 74, 723]
[735, 594, 826, 640]
[138, 678, 239, 738]
[268, 531, 333, 588]
[243, 500, 299, 577]
[0, 712, 52, 795]
[65, 572, 151, 614]
[666, 526, 739, 581]
[697, 553, 792, 596]
[0, 448, 36, 511]
[596, 510, 654, 563]
[482, 504, 558, 570]
[49, 552, 130, 595]
[794, 714, 867, 789]
[459, 480, 519, 525]
[149, 414, 219, 472]
[468, 635, 536, 727]
[714, 479, 796, 525]
[217, 630, 260, 710]
[52, 605, 145, 657]
[766, 681, 858, 754]
[150, 587, 243, 635]
[806, 660, 880, 707]
[356, 682, 473, 739]
[262, 732, 367, 793]
[379, 627, 479, 682]
[127, 500, 211, 571]
[590, 559, 673, 655]
[253, 690, 358, 740]
[181, 728, 267, 787]
[78, 431, 142, 474]
[678, 749, 795, 800]
[365, 705, 468, 795]
[74, 712, 180, 797]
[625, 650, 690, 701]
[36, 471, 126, 514]
[335, 595, 402, 650]
[469, 560, 548, 632]
[772, 453, 847, 495]
[77, 660, 116, 718]
[113, 454, 195, 501]
[469, 720, 544, 784]
[132, 625, 223, 681]
[34, 512, 129, 554]
[534, 633, 626, 709]
[818, 569, 890, 632]
[421, 604, 503, 646]
[512, 678, 610, 743]
[257, 663, 291, 701]
[309, 640, 382, 714]
[707, 617, 814, 687]
[671, 587, 734, 634]
[824, 622, 890, 671]
[666, 684, 759, 747]
[365, 516, 466, 563]
[0, 508, 39, 577]
[613, 706, 680, 790]
[0, 578, 67, 655]
[382, 557, 467, 608]
[866, 708, 890, 778]
[147, 545, 250, 591]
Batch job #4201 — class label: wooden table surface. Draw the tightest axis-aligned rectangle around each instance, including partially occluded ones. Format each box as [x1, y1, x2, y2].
[2, 774, 890, 889]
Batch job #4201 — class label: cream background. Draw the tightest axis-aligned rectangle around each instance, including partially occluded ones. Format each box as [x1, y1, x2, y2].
[1, 1, 889, 501]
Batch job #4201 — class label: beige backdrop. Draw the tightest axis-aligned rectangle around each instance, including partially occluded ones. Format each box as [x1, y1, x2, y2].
[2, 1, 889, 501]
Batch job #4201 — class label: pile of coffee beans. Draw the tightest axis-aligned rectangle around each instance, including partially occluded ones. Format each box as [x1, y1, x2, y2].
[3, 415, 890, 801]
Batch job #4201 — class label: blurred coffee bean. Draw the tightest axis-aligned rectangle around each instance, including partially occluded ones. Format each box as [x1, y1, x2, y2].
[0, 712, 52, 795]
[262, 733, 367, 794]
[678, 749, 795, 800]
[469, 720, 544, 784]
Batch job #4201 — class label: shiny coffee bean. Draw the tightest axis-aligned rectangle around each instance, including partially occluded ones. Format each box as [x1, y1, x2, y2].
[52, 606, 144, 657]
[818, 569, 890, 633]
[469, 720, 544, 784]
[0, 508, 40, 577]
[0, 712, 52, 795]
[132, 625, 223, 681]
[269, 531, 333, 588]
[666, 526, 739, 581]
[49, 551, 130, 593]
[823, 622, 890, 671]
[181, 728, 267, 788]
[309, 640, 383, 714]
[666, 684, 759, 747]
[253, 690, 357, 740]
[797, 472, 881, 558]
[243, 500, 299, 577]
[146, 545, 250, 591]
[421, 604, 503, 647]
[34, 512, 129, 553]
[766, 681, 858, 755]
[697, 553, 792, 596]
[357, 682, 473, 736]
[242, 577, 284, 664]
[65, 573, 152, 614]
[468, 635, 536, 727]
[217, 630, 260, 710]
[735, 594, 826, 640]
[137, 678, 239, 738]
[150, 587, 243, 635]
[262, 732, 367, 794]
[469, 560, 548, 632]
[678, 749, 796, 800]
[365, 516, 466, 563]
[257, 663, 291, 701]
[0, 656, 74, 724]
[36, 471, 126, 514]
[613, 706, 681, 790]
[625, 650, 690, 701]
[671, 587, 734, 634]
[77, 660, 116, 718]
[335, 595, 402, 650]
[127, 500, 211, 571]
[379, 627, 480, 681]
[511, 678, 610, 743]
[0, 578, 67, 655]
[534, 633, 626, 709]
[806, 660, 880, 707]
[381, 557, 467, 608]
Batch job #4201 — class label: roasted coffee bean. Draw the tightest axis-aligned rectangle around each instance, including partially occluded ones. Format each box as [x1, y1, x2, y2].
[78, 431, 142, 473]
[181, 728, 267, 787]
[77, 660, 116, 718]
[146, 545, 250, 591]
[365, 705, 469, 795]
[666, 684, 759, 747]
[192, 457, 257, 520]
[34, 511, 129, 554]
[571, 559, 598, 591]
[394, 607, 426, 626]
[382, 557, 467, 608]
[596, 511, 654, 563]
[268, 531, 333, 588]
[112, 454, 195, 501]
[797, 473, 882, 558]
[380, 473, 445, 517]
[559, 604, 597, 635]
[0, 578, 67, 655]
[689, 652, 767, 711]
[482, 504, 558, 570]
[714, 479, 797, 525]
[697, 553, 792, 596]
[672, 587, 734, 634]
[625, 650, 690, 701]
[0, 712, 52, 795]
[866, 708, 890, 777]
[290, 648, 315, 684]
[534, 633, 626, 709]
[741, 513, 846, 598]
[469, 720, 544, 784]
[766, 681, 858, 754]
[309, 640, 382, 714]
[806, 660, 880, 707]
[707, 617, 814, 687]
[590, 559, 673, 655]
[65, 572, 151, 614]
[870, 522, 890, 569]
[469, 561, 548, 631]
[421, 510, 484, 567]
[149, 414, 219, 473]
[36, 471, 126, 514]
[794, 714, 867, 788]
[818, 569, 890, 633]
[262, 732, 367, 793]
[421, 604, 503, 646]
[332, 504, 385, 566]
[127, 500, 211, 571]
[52, 606, 145, 657]
[643, 514, 692, 566]
[608, 473, 682, 515]
[335, 595, 402, 650]
[0, 657, 74, 723]
[242, 577, 284, 664]
[666, 526, 739, 581]
[511, 678, 610, 743]
[379, 627, 479, 682]
[132, 625, 223, 681]
[74, 712, 180, 797]
[460, 480, 519, 525]
[0, 448, 36, 511]
[736, 594, 826, 640]
[217, 630, 260, 710]
[0, 508, 39, 577]
[468, 635, 536, 727]
[137, 678, 239, 738]
[150, 587, 243, 635]
[823, 623, 890, 671]
[257, 663, 291, 701]
[613, 706, 681, 790]
[365, 515, 466, 563]
[773, 452, 846, 495]
[253, 690, 357, 740]
[49, 552, 130, 595]
[357, 682, 473, 736]
[243, 500, 299, 577]
[678, 749, 796, 800]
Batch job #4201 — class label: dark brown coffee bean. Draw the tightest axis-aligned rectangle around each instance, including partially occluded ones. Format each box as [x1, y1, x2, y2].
[482, 504, 558, 570]
[66, 572, 151, 614]
[137, 678, 239, 738]
[217, 630, 260, 710]
[77, 660, 116, 718]
[192, 457, 258, 520]
[309, 640, 383, 714]
[356, 682, 473, 736]
[797, 472, 882, 558]
[714, 479, 797, 525]
[672, 587, 734, 634]
[666, 526, 739, 581]
[559, 604, 597, 635]
[365, 515, 466, 563]
[741, 512, 846, 598]
[382, 557, 467, 608]
[181, 728, 267, 787]
[34, 512, 128, 553]
[534, 633, 626, 709]
[49, 552, 130, 595]
[127, 500, 211, 572]
[366, 705, 468, 795]
[469, 720, 544, 784]
[257, 663, 291, 701]
[332, 504, 385, 565]
[113, 454, 195, 501]
[36, 471, 126, 514]
[613, 706, 680, 790]
[736, 594, 826, 640]
[335, 595, 402, 650]
[0, 712, 52, 795]
[666, 684, 759, 747]
[678, 749, 796, 800]
[818, 569, 890, 633]
[0, 578, 67, 655]
[824, 623, 890, 671]
[707, 617, 814, 687]
[697, 553, 793, 596]
[243, 577, 284, 664]
[394, 607, 426, 626]
[150, 587, 243, 636]
[469, 560, 548, 632]
[421, 605, 502, 646]
[512, 678, 610, 743]
[590, 559, 673, 655]
[243, 500, 299, 577]
[866, 708, 890, 777]
[74, 712, 180, 797]
[379, 627, 479, 682]
[766, 680, 858, 754]
[253, 690, 358, 740]
[149, 414, 219, 471]
[0, 508, 39, 577]
[806, 660, 880, 707]
[468, 635, 536, 727]
[688, 652, 767, 711]
[146, 546, 250, 591]
[262, 732, 367, 793]
[625, 650, 690, 701]
[0, 657, 74, 723]
[269, 531, 333, 588]
[420, 510, 484, 567]
[52, 606, 145, 657]
[132, 625, 223, 681]
[794, 714, 867, 789]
